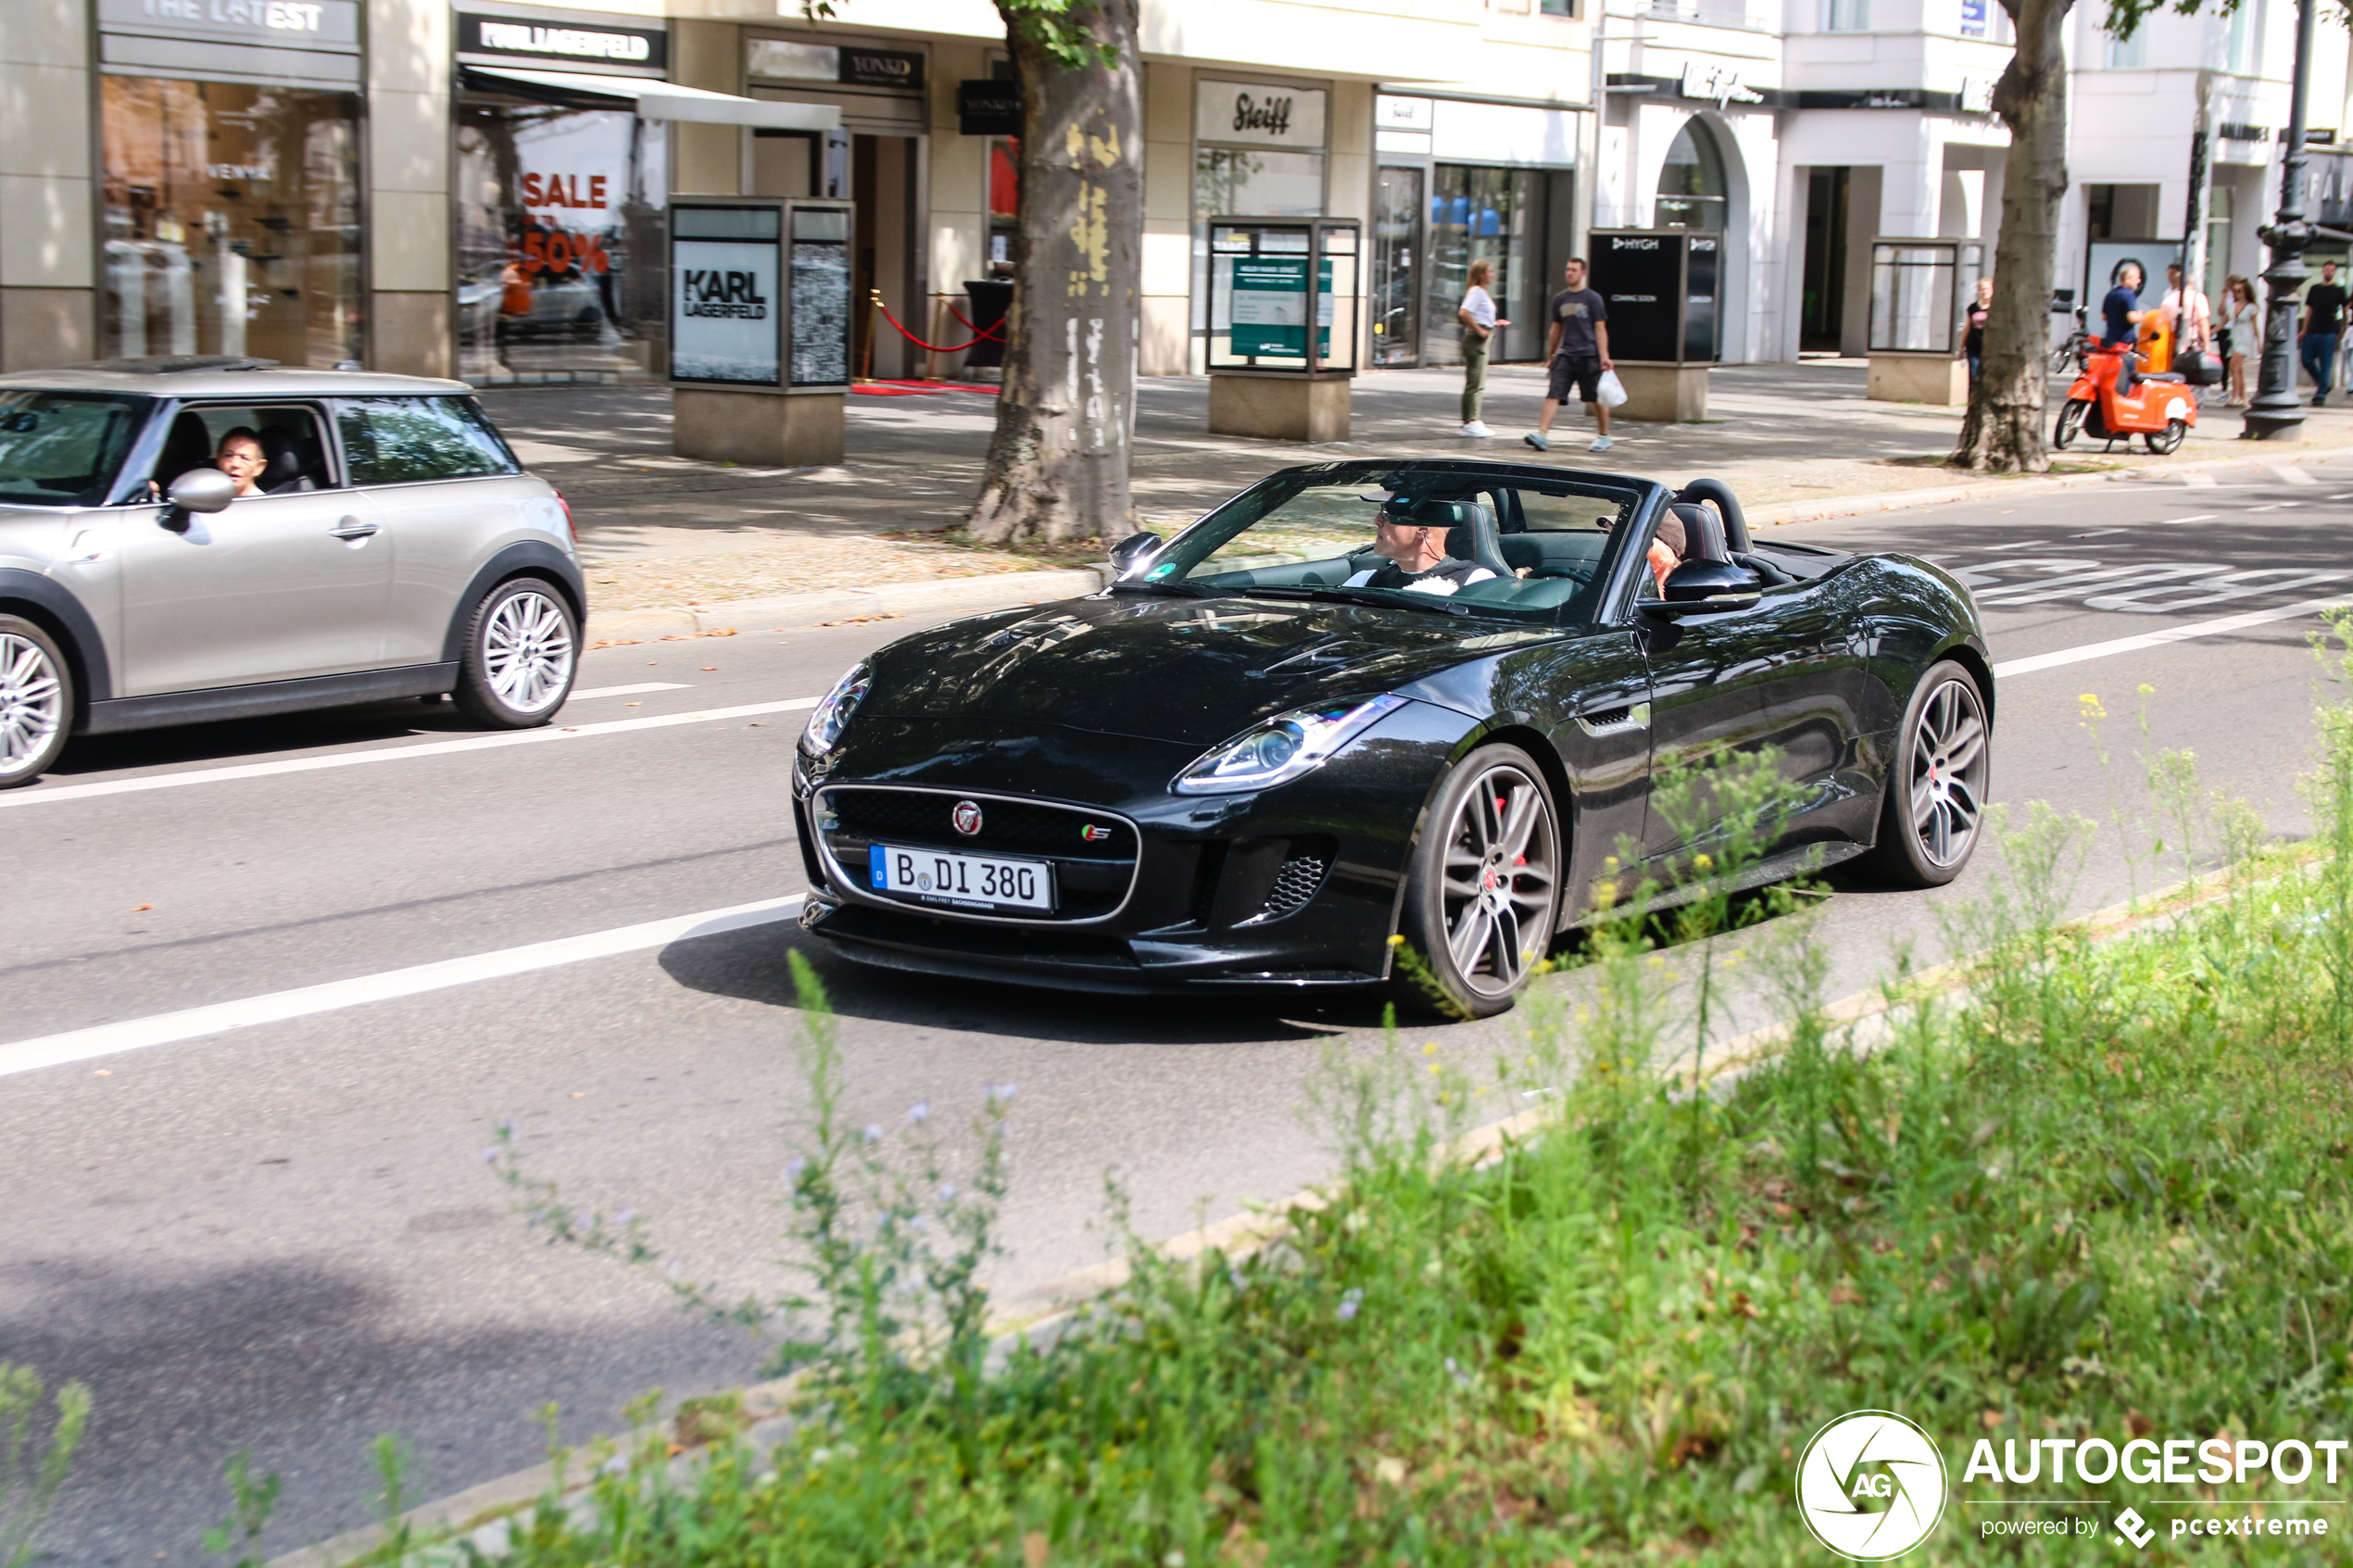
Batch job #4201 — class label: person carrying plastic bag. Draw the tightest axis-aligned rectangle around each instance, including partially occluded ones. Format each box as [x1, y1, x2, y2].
[1524, 257, 1616, 455]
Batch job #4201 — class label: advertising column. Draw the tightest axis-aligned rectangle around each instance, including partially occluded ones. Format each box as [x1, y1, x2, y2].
[668, 198, 852, 466]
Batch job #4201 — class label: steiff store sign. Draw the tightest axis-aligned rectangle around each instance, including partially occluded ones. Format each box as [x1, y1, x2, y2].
[1196, 80, 1327, 148]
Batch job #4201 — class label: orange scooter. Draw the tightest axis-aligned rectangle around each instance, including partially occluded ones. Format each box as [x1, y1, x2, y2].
[2053, 312, 2197, 455]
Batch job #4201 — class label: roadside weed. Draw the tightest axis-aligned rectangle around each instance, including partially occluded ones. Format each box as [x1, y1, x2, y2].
[0, 1365, 87, 1568]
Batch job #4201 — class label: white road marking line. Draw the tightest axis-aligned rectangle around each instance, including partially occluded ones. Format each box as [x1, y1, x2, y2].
[1979, 539, 2055, 551]
[2332, 492, 2353, 500]
[0, 895, 808, 1079]
[2249, 502, 2304, 511]
[2161, 513, 2217, 524]
[1, 697, 818, 811]
[1994, 594, 2353, 679]
[571, 682, 690, 699]
[2182, 473, 2219, 487]
[2275, 464, 2319, 485]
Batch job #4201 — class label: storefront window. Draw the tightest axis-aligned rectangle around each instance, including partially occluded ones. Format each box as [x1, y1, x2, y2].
[988, 137, 1021, 270]
[100, 77, 362, 366]
[1191, 149, 1325, 339]
[1422, 165, 1539, 368]
[1656, 120, 1729, 232]
[454, 99, 669, 383]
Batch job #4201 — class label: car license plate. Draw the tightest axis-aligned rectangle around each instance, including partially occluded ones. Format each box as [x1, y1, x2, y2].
[869, 844, 1055, 911]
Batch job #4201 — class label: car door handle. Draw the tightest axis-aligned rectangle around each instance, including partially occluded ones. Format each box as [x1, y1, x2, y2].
[329, 518, 379, 540]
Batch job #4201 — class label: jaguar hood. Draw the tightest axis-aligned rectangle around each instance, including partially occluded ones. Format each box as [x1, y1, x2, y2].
[857, 594, 1569, 746]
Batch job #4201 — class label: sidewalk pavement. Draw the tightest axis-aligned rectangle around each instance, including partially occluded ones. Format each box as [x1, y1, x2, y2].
[474, 362, 2353, 641]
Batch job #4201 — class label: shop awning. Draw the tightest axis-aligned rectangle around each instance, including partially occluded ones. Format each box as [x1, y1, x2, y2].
[459, 65, 841, 130]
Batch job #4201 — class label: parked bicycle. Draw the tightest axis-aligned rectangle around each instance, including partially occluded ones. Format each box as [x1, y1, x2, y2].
[2049, 304, 2094, 375]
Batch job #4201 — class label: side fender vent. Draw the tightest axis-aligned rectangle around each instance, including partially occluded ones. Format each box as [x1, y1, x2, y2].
[1245, 855, 1329, 923]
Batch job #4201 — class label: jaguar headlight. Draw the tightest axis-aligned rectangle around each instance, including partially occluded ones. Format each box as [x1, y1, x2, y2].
[800, 662, 873, 757]
[1173, 694, 1410, 796]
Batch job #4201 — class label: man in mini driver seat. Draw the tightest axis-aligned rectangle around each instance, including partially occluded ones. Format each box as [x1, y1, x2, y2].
[1342, 497, 1500, 597]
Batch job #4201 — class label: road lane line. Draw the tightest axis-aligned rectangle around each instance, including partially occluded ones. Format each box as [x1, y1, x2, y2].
[1993, 593, 2353, 679]
[2159, 513, 2217, 524]
[0, 697, 818, 810]
[0, 895, 807, 1079]
[2275, 464, 2318, 485]
[571, 682, 690, 699]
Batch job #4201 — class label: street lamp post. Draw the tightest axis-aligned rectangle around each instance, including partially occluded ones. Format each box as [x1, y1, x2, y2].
[2246, 0, 2322, 439]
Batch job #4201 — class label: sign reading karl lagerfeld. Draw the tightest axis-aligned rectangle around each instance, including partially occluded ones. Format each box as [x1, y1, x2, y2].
[1196, 80, 1328, 148]
[671, 206, 782, 386]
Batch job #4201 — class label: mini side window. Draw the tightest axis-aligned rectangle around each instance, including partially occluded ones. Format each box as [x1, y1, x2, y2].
[335, 396, 519, 485]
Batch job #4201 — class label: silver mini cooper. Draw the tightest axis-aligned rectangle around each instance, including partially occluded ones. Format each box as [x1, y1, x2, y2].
[0, 357, 585, 787]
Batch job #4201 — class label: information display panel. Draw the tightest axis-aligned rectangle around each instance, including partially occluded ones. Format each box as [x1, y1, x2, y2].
[1589, 230, 1721, 365]
[1206, 218, 1360, 374]
[667, 197, 854, 393]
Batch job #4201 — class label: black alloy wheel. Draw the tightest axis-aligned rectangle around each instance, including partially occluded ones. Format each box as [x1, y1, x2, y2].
[453, 577, 579, 728]
[1864, 659, 1991, 888]
[1391, 744, 1562, 1018]
[2145, 419, 2187, 455]
[0, 614, 71, 789]
[2053, 399, 2090, 449]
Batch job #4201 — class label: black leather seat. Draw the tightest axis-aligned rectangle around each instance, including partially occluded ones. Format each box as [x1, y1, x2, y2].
[1438, 502, 1512, 579]
[152, 411, 214, 493]
[258, 424, 324, 492]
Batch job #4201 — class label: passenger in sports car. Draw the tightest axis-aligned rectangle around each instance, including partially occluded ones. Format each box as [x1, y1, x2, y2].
[1647, 511, 1684, 590]
[1341, 499, 1500, 596]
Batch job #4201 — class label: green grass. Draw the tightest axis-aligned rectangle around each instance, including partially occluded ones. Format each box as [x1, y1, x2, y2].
[371, 634, 2353, 1566]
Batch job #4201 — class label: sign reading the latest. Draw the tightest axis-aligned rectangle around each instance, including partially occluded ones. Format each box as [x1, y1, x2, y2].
[1196, 80, 1329, 148]
[101, 0, 359, 45]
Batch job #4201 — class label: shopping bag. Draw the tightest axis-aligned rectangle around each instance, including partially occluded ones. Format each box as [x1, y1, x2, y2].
[1595, 369, 1629, 408]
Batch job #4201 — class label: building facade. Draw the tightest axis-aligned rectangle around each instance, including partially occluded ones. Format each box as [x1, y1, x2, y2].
[0, 0, 2342, 382]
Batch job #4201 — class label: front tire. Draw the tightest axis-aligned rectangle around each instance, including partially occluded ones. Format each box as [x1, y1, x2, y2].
[1390, 744, 1562, 1018]
[1863, 660, 1991, 889]
[453, 578, 577, 728]
[2053, 398, 2089, 449]
[0, 615, 71, 788]
[2145, 419, 2187, 455]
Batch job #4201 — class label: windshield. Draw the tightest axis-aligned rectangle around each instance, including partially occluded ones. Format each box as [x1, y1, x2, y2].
[0, 392, 152, 508]
[1132, 461, 1645, 625]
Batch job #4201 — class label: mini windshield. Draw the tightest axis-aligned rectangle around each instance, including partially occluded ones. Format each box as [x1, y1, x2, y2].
[1130, 461, 1645, 624]
[0, 392, 151, 508]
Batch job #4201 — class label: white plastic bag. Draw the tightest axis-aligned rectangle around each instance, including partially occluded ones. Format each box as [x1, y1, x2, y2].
[1594, 369, 1629, 408]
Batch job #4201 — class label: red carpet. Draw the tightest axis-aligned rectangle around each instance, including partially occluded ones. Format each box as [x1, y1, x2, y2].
[850, 379, 1000, 397]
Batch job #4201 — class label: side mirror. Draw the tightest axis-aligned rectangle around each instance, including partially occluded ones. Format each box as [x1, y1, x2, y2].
[1109, 530, 1163, 577]
[1643, 558, 1763, 617]
[160, 468, 234, 532]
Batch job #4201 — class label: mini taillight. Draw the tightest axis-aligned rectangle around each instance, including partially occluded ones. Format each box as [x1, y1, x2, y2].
[555, 488, 576, 545]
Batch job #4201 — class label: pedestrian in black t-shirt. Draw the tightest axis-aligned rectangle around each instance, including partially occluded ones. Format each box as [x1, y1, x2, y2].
[1958, 276, 1991, 384]
[2302, 260, 2348, 405]
[1523, 257, 1614, 455]
[2101, 261, 2146, 396]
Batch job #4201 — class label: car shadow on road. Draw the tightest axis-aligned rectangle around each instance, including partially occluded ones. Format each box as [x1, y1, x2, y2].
[658, 919, 1356, 1047]
[51, 697, 487, 776]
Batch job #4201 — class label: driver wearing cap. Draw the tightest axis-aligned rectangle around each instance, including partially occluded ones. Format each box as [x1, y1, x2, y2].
[1342, 498, 1500, 597]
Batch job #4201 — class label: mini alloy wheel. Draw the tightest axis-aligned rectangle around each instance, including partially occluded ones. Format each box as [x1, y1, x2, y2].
[1393, 746, 1561, 1017]
[454, 579, 578, 727]
[0, 616, 72, 788]
[1866, 660, 1991, 888]
[2053, 398, 2089, 449]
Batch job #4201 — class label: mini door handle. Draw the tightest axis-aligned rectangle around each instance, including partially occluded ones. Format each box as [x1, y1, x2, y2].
[329, 518, 379, 540]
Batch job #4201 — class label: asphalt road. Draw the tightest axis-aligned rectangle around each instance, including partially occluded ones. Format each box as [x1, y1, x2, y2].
[6, 453, 2350, 1562]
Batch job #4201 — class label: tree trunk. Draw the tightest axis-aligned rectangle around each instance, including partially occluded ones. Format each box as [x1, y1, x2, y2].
[967, 2, 1142, 545]
[1952, 0, 2075, 472]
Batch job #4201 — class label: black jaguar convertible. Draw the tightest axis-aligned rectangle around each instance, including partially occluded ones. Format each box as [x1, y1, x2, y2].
[790, 459, 1990, 1016]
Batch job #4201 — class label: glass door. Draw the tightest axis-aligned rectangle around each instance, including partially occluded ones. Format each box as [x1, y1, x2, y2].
[1372, 166, 1422, 366]
[1424, 165, 1538, 367]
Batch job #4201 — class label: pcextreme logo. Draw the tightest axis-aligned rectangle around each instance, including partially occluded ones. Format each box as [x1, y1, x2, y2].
[1797, 1411, 1949, 1561]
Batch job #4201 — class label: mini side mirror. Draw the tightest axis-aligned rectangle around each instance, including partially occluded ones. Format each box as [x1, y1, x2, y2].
[1109, 530, 1163, 576]
[1643, 558, 1763, 617]
[161, 468, 234, 531]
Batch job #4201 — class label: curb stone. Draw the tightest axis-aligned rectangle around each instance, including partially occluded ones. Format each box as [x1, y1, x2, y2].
[263, 864, 2248, 1568]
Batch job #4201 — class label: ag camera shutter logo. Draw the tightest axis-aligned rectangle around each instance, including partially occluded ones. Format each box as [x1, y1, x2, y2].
[1796, 1411, 1948, 1561]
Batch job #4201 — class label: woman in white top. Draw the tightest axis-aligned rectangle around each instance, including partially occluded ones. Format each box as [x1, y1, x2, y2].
[2221, 274, 2261, 407]
[1455, 259, 1508, 437]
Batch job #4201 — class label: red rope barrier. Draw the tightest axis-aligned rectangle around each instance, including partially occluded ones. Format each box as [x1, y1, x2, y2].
[874, 295, 1003, 354]
[947, 303, 1004, 341]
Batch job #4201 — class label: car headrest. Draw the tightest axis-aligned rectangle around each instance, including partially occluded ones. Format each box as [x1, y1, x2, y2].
[1667, 501, 1730, 563]
[258, 425, 321, 493]
[1441, 502, 1512, 580]
[155, 411, 213, 489]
